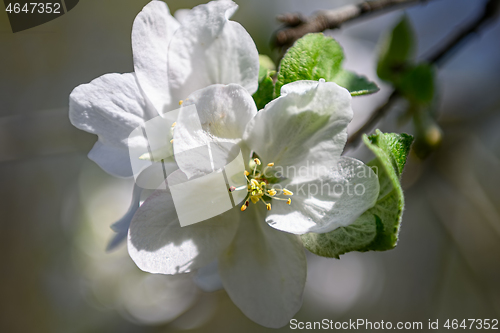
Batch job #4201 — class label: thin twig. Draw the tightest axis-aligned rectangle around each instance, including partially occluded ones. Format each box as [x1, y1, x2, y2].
[426, 0, 500, 65]
[344, 0, 500, 149]
[274, 0, 431, 48]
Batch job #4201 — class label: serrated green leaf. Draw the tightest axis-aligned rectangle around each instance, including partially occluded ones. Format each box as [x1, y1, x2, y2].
[377, 16, 415, 82]
[275, 33, 379, 97]
[275, 33, 344, 96]
[301, 212, 378, 259]
[360, 130, 413, 250]
[333, 70, 380, 96]
[366, 130, 413, 177]
[301, 130, 413, 258]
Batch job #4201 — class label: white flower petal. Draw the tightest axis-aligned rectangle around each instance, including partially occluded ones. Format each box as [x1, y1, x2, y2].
[266, 157, 380, 234]
[173, 84, 256, 178]
[243, 80, 353, 181]
[87, 140, 136, 178]
[132, 0, 180, 114]
[107, 184, 143, 251]
[219, 206, 307, 328]
[167, 168, 233, 227]
[167, 1, 259, 102]
[128, 188, 239, 275]
[280, 80, 321, 96]
[173, 8, 191, 25]
[69, 73, 153, 177]
[193, 260, 224, 292]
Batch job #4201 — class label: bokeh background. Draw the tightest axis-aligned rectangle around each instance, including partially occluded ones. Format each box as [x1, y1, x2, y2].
[1, 0, 499, 332]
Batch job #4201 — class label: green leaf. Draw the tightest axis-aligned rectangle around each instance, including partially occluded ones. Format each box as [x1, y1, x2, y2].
[275, 33, 343, 96]
[258, 54, 276, 80]
[252, 55, 277, 110]
[275, 33, 379, 97]
[332, 70, 380, 96]
[377, 16, 415, 82]
[362, 130, 413, 251]
[301, 130, 413, 258]
[253, 71, 275, 110]
[301, 212, 378, 259]
[399, 63, 435, 105]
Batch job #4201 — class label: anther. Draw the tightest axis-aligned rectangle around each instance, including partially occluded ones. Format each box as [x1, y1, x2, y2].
[267, 189, 277, 196]
[241, 201, 249, 211]
[287, 198, 292, 205]
[266, 203, 272, 211]
[254, 158, 261, 165]
[267, 162, 274, 167]
[244, 170, 250, 176]
[179, 100, 183, 105]
[171, 122, 176, 128]
[229, 186, 236, 192]
[283, 189, 293, 196]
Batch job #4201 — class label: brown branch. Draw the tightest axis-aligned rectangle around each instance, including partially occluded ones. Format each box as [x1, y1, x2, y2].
[344, 0, 500, 150]
[274, 0, 431, 48]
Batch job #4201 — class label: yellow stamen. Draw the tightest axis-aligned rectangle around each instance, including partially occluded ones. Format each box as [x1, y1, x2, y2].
[241, 202, 248, 211]
[254, 158, 261, 165]
[266, 203, 272, 211]
[179, 100, 183, 105]
[267, 162, 274, 167]
[171, 122, 176, 128]
[267, 189, 277, 196]
[287, 198, 292, 205]
[283, 189, 293, 196]
[250, 179, 259, 187]
[170, 139, 174, 143]
[244, 170, 250, 176]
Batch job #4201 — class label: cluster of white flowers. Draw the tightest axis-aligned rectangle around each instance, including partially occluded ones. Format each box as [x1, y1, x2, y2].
[69, 0, 379, 328]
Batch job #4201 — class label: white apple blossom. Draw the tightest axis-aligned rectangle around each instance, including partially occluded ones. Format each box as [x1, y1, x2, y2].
[69, 0, 380, 328]
[69, 0, 259, 248]
[127, 80, 380, 327]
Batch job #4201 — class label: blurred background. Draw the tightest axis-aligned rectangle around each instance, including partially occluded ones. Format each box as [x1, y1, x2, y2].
[1, 0, 499, 332]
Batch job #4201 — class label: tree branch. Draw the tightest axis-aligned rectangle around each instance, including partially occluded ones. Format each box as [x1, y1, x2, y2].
[274, 0, 431, 48]
[344, 0, 500, 150]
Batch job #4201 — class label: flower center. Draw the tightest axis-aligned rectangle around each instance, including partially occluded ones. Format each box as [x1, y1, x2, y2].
[229, 158, 293, 212]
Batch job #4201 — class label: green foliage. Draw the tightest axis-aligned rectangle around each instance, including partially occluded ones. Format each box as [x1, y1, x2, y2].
[258, 54, 276, 79]
[333, 70, 380, 97]
[252, 55, 277, 110]
[399, 63, 435, 105]
[253, 70, 276, 110]
[377, 16, 441, 158]
[412, 104, 443, 159]
[275, 33, 379, 97]
[377, 16, 415, 82]
[301, 212, 378, 259]
[301, 130, 413, 258]
[377, 16, 436, 106]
